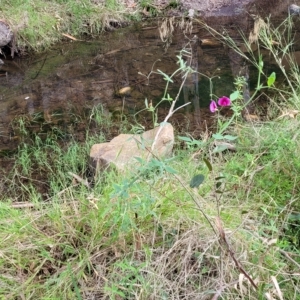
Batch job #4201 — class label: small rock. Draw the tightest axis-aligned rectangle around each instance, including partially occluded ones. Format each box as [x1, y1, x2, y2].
[0, 21, 13, 47]
[188, 9, 195, 18]
[90, 123, 174, 174]
[289, 4, 300, 16]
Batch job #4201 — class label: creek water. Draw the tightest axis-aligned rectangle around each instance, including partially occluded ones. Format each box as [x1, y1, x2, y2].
[0, 12, 299, 160]
[0, 19, 239, 155]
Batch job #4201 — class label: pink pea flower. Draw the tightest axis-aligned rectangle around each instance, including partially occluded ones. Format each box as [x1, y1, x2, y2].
[218, 96, 231, 107]
[209, 100, 218, 113]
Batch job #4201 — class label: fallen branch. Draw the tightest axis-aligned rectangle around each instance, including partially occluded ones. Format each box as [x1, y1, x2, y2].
[215, 216, 258, 290]
[68, 172, 90, 189]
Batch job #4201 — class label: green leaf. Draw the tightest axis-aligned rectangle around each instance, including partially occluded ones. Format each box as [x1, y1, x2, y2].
[288, 213, 300, 221]
[165, 166, 177, 174]
[212, 133, 224, 140]
[212, 145, 228, 153]
[166, 93, 173, 101]
[157, 69, 174, 83]
[223, 135, 238, 141]
[216, 181, 222, 189]
[203, 158, 212, 171]
[145, 98, 148, 108]
[267, 72, 276, 87]
[258, 55, 264, 70]
[178, 136, 193, 142]
[190, 174, 205, 188]
[134, 157, 144, 164]
[230, 90, 240, 101]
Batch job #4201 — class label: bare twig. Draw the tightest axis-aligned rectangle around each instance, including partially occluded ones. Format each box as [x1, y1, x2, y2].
[68, 172, 90, 189]
[215, 216, 258, 290]
[211, 280, 239, 300]
[11, 202, 36, 209]
[279, 249, 300, 269]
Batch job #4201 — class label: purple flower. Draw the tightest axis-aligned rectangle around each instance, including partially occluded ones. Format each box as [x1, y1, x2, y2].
[209, 100, 218, 113]
[218, 96, 231, 107]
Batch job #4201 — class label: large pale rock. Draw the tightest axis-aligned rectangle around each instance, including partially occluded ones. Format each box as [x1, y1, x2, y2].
[90, 123, 174, 172]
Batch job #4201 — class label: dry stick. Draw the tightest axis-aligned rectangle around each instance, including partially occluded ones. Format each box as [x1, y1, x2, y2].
[147, 59, 257, 291]
[279, 249, 300, 269]
[209, 142, 258, 291]
[173, 177, 258, 292]
[215, 216, 258, 291]
[211, 280, 239, 300]
[173, 174, 218, 237]
[68, 172, 90, 189]
[150, 72, 191, 152]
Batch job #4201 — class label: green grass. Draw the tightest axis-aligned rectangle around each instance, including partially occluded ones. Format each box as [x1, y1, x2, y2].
[0, 0, 160, 52]
[1, 108, 300, 298]
[1, 14, 300, 300]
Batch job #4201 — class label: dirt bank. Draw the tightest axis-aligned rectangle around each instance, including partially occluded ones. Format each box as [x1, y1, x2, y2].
[180, 0, 291, 15]
[0, 0, 298, 56]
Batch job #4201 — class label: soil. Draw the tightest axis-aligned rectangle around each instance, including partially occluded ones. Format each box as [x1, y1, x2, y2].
[178, 0, 296, 16]
[159, 0, 296, 38]
[180, 0, 249, 13]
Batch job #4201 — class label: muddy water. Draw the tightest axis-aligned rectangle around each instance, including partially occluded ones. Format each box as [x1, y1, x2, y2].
[0, 21, 237, 154]
[0, 5, 298, 159]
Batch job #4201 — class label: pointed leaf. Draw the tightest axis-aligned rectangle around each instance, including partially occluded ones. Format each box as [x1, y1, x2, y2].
[134, 157, 144, 164]
[212, 133, 224, 140]
[230, 90, 240, 101]
[223, 135, 238, 141]
[203, 158, 212, 171]
[267, 72, 276, 87]
[157, 69, 174, 83]
[178, 136, 193, 142]
[216, 181, 222, 189]
[165, 166, 177, 174]
[190, 174, 205, 188]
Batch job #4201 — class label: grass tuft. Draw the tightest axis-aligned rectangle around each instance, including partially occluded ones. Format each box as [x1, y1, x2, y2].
[1, 14, 300, 300]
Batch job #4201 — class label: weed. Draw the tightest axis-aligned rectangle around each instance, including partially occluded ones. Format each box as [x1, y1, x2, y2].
[1, 15, 300, 300]
[0, 0, 125, 52]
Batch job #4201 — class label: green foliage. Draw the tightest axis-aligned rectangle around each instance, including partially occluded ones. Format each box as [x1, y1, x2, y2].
[1, 14, 300, 300]
[178, 135, 206, 149]
[0, 0, 127, 51]
[267, 71, 276, 87]
[189, 174, 205, 188]
[137, 50, 194, 127]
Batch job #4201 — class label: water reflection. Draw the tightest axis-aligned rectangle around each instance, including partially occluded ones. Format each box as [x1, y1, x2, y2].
[2, 12, 297, 154]
[0, 21, 240, 154]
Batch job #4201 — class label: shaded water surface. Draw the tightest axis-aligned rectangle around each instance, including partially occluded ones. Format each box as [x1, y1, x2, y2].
[0, 8, 299, 158]
[0, 20, 240, 154]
